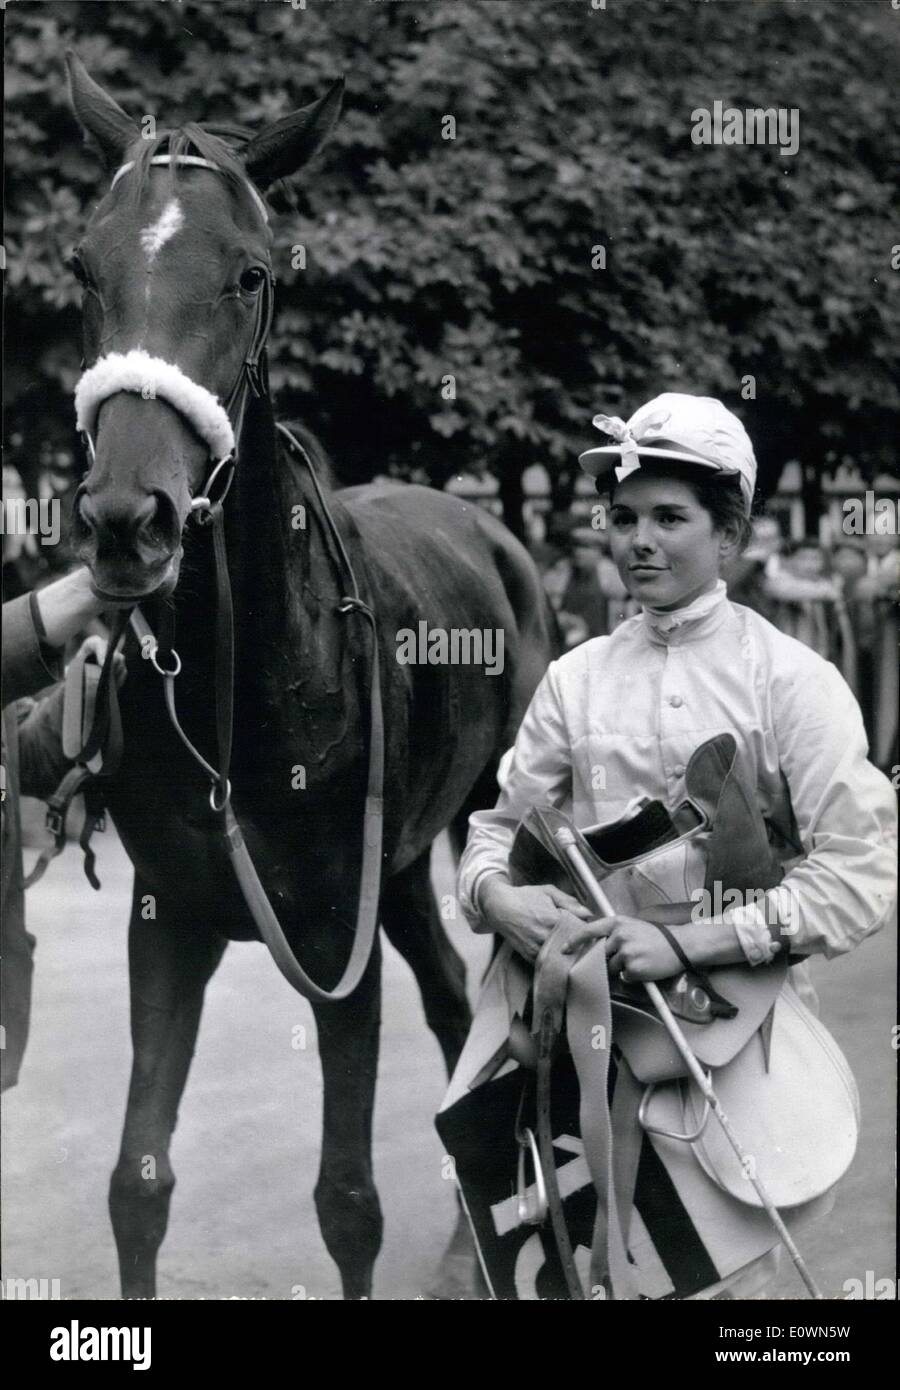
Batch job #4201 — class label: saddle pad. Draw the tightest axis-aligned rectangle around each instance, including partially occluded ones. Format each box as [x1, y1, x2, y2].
[437, 1049, 829, 1300]
[436, 950, 827, 1300]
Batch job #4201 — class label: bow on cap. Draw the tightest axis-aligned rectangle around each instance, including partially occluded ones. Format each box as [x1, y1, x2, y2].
[592, 409, 671, 484]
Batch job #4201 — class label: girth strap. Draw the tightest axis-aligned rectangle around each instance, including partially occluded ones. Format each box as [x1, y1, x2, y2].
[532, 923, 640, 1300]
[74, 607, 130, 771]
[22, 764, 98, 890]
[78, 780, 108, 891]
[566, 940, 640, 1300]
[24, 610, 130, 892]
[533, 918, 587, 1299]
[649, 920, 738, 1020]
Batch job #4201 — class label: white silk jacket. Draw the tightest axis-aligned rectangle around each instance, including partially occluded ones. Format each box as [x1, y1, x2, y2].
[458, 581, 897, 968]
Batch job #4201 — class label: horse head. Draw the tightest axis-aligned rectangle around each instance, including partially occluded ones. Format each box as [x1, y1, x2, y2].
[65, 51, 342, 603]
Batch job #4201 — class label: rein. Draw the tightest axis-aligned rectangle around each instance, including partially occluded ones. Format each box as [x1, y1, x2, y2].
[70, 153, 386, 1004]
[130, 424, 385, 1004]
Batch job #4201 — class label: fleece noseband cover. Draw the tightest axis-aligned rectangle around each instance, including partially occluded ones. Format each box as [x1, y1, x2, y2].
[75, 350, 236, 463]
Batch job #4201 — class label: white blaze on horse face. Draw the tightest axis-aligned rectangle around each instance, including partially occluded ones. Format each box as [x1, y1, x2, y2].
[140, 199, 184, 264]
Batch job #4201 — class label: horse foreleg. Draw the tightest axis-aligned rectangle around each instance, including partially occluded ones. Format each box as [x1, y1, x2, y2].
[381, 852, 484, 1299]
[380, 850, 472, 1078]
[312, 936, 383, 1300]
[109, 879, 226, 1299]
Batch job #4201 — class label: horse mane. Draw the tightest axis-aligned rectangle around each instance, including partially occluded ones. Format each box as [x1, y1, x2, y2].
[277, 419, 337, 493]
[120, 123, 253, 208]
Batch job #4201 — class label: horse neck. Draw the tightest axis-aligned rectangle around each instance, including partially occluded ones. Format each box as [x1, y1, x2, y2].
[158, 392, 359, 776]
[228, 393, 291, 638]
[168, 395, 326, 641]
[224, 397, 353, 647]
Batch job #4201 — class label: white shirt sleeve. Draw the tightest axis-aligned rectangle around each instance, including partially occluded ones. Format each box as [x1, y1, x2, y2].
[735, 658, 897, 962]
[456, 658, 574, 930]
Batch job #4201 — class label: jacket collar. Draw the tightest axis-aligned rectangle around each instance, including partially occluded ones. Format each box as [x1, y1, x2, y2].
[641, 579, 729, 645]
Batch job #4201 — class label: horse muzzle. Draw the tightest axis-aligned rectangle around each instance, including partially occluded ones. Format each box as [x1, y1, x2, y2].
[73, 482, 184, 603]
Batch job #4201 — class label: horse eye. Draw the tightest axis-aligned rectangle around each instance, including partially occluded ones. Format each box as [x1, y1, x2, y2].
[67, 251, 92, 287]
[239, 266, 266, 294]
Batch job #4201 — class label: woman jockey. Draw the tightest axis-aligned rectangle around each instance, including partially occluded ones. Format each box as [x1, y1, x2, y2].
[454, 393, 896, 1299]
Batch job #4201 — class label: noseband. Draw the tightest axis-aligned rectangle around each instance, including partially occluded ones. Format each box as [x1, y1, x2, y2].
[68, 153, 386, 1007]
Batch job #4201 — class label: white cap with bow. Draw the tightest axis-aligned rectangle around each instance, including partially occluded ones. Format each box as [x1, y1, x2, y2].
[579, 392, 757, 514]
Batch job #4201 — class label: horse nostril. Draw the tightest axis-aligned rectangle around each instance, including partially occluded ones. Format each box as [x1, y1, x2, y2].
[136, 490, 180, 554]
[133, 494, 158, 533]
[73, 486, 97, 539]
[73, 487, 180, 561]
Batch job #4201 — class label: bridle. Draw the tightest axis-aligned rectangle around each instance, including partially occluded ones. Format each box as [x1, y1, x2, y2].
[75, 154, 274, 496]
[69, 153, 386, 1005]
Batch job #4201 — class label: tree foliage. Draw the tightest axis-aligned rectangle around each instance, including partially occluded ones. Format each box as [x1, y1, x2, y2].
[5, 0, 898, 515]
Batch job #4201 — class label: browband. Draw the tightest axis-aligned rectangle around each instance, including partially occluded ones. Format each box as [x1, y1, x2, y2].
[111, 154, 269, 225]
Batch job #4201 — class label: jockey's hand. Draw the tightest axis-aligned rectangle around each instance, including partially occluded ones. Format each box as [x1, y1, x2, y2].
[562, 914, 682, 982]
[478, 879, 593, 963]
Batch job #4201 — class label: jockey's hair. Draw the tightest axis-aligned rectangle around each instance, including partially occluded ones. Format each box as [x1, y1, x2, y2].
[600, 460, 754, 553]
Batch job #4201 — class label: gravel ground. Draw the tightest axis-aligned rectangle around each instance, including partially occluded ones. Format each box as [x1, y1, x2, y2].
[2, 825, 894, 1301]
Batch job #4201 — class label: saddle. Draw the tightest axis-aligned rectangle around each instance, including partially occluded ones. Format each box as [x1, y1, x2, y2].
[437, 733, 859, 1300]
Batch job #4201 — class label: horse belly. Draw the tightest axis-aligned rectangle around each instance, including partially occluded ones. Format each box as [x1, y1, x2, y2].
[389, 660, 504, 871]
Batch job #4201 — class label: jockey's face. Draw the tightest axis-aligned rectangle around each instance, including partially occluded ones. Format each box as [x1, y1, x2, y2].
[608, 473, 732, 611]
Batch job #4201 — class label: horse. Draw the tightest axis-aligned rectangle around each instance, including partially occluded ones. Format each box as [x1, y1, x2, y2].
[62, 52, 553, 1300]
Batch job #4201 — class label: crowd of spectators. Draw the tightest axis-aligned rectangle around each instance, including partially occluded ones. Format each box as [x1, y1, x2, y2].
[3, 464, 897, 778]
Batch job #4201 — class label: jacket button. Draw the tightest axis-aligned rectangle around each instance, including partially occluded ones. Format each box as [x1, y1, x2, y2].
[673, 763, 685, 777]
[669, 695, 683, 708]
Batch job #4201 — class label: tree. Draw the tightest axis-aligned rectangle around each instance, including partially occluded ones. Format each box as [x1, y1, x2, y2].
[5, 0, 898, 541]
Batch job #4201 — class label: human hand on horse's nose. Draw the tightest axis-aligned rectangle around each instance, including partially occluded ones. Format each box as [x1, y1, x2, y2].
[562, 914, 681, 981]
[478, 879, 593, 963]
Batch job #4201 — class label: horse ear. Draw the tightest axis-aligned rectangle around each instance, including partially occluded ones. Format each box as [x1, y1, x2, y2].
[242, 79, 344, 190]
[65, 50, 139, 172]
